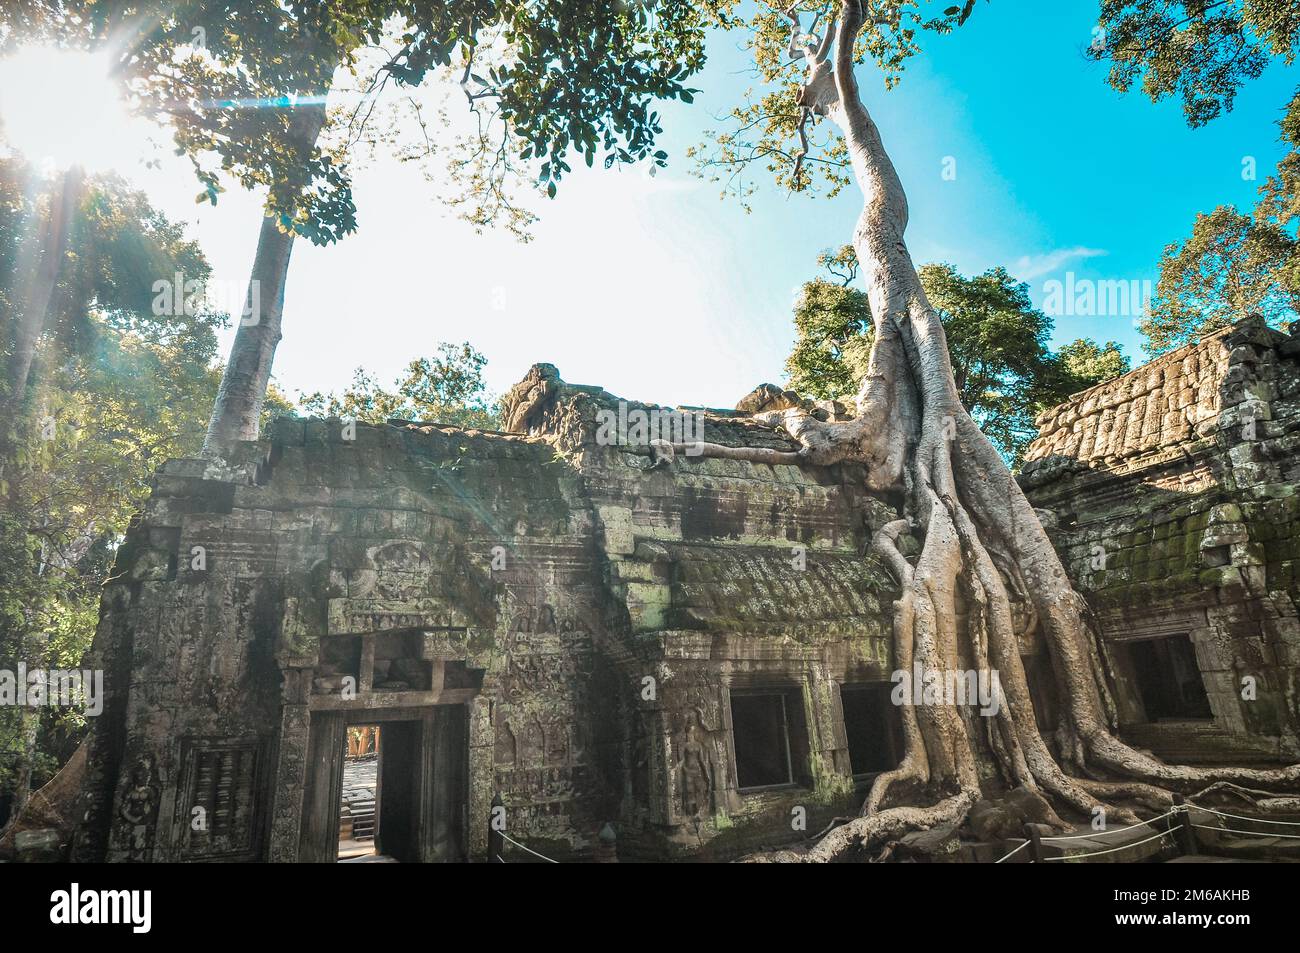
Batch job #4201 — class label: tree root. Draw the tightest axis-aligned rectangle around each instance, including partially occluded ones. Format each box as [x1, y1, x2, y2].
[756, 791, 978, 863]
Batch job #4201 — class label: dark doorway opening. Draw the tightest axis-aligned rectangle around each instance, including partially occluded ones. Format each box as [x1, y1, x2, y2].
[1127, 634, 1212, 721]
[840, 683, 902, 777]
[301, 705, 469, 863]
[730, 689, 809, 791]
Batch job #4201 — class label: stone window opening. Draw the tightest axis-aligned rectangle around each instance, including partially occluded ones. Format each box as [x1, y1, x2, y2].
[839, 683, 903, 779]
[729, 688, 809, 792]
[1125, 634, 1213, 722]
[1201, 544, 1232, 568]
[371, 632, 433, 692]
[314, 634, 362, 695]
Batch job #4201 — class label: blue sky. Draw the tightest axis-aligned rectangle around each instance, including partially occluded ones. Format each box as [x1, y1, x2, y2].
[9, 0, 1295, 411]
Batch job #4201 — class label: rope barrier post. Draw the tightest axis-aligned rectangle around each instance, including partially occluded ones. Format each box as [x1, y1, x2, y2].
[488, 792, 505, 863]
[1024, 823, 1044, 863]
[1173, 794, 1197, 856]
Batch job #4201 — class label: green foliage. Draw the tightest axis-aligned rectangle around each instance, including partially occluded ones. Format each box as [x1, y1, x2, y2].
[690, 1, 982, 204]
[1090, 1, 1300, 127]
[298, 341, 500, 430]
[1143, 205, 1298, 354]
[785, 249, 1129, 466]
[387, 1, 708, 190]
[13, 1, 712, 244]
[0, 160, 221, 802]
[785, 246, 873, 399]
[1140, 86, 1300, 355]
[1090, 2, 1300, 353]
[1054, 337, 1130, 390]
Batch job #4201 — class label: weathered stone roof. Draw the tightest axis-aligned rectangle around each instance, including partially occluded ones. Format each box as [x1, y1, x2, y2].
[1021, 319, 1296, 486]
[498, 362, 852, 457]
[242, 365, 900, 652]
[1023, 327, 1229, 471]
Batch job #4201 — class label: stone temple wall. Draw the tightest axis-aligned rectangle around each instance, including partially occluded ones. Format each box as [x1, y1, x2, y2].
[72, 365, 902, 862]
[70, 319, 1300, 863]
[1020, 318, 1300, 763]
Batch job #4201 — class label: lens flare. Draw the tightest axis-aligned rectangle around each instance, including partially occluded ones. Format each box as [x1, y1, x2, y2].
[0, 47, 131, 171]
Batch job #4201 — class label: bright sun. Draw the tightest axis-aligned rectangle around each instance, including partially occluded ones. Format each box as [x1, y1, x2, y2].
[0, 46, 132, 171]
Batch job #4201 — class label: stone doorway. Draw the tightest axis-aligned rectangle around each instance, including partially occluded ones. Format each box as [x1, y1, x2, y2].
[338, 726, 379, 861]
[298, 706, 469, 863]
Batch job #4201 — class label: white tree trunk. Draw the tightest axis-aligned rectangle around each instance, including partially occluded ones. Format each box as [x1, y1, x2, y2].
[202, 103, 328, 456]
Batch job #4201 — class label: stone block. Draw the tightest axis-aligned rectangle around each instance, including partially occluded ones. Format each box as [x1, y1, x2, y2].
[15, 829, 63, 863]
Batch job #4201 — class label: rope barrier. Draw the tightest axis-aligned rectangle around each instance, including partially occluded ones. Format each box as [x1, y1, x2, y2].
[1042, 827, 1176, 860]
[993, 839, 1030, 864]
[1041, 809, 1178, 842]
[993, 809, 1179, 862]
[1185, 805, 1300, 826]
[991, 802, 1300, 863]
[500, 832, 560, 863]
[1191, 823, 1300, 841]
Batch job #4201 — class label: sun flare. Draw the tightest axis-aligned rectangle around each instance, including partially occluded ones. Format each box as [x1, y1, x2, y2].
[0, 46, 132, 171]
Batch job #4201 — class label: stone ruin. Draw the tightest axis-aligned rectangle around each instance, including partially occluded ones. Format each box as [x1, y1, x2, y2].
[51, 317, 1300, 862]
[1020, 318, 1300, 765]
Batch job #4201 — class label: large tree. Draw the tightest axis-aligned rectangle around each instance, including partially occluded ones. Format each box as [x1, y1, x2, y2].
[667, 0, 1300, 860]
[0, 158, 224, 826]
[787, 248, 1131, 465]
[1089, 1, 1300, 353]
[14, 1, 710, 456]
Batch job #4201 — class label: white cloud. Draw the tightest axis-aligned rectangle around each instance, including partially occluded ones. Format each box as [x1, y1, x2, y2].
[1012, 246, 1107, 281]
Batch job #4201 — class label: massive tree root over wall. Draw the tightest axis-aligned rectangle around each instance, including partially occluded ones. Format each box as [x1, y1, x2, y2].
[668, 1, 1300, 862]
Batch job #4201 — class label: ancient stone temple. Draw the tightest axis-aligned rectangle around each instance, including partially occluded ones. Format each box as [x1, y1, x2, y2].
[72, 365, 901, 862]
[68, 317, 1300, 863]
[1020, 318, 1300, 764]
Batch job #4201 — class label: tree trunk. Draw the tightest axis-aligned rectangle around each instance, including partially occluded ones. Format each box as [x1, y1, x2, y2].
[0, 739, 87, 858]
[680, 1, 1300, 859]
[201, 213, 297, 455]
[201, 103, 328, 457]
[2, 168, 82, 421]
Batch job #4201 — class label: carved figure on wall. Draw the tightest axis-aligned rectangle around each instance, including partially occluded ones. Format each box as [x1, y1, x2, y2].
[119, 755, 159, 861]
[496, 719, 519, 767]
[677, 709, 715, 821]
[543, 718, 572, 766]
[521, 716, 545, 767]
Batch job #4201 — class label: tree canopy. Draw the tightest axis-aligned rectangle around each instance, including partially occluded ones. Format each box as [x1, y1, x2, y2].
[0, 159, 225, 812]
[17, 1, 714, 244]
[689, 0, 978, 204]
[298, 341, 499, 430]
[1090, 0, 1300, 353]
[785, 247, 1130, 465]
[1091, 0, 1299, 128]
